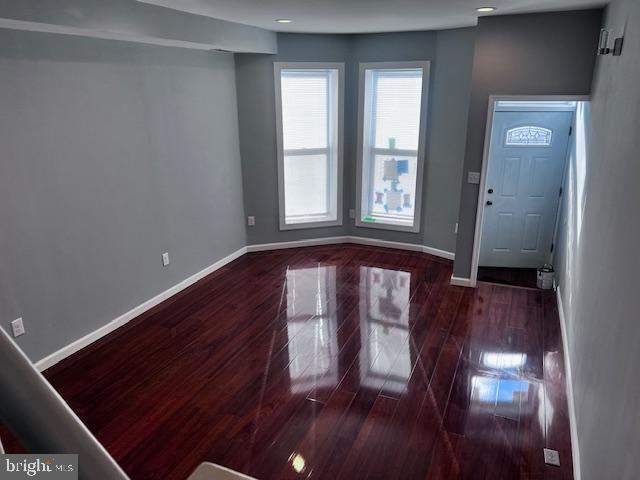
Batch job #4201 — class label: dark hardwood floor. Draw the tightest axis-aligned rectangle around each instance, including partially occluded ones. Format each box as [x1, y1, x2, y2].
[2, 244, 573, 479]
[478, 267, 539, 289]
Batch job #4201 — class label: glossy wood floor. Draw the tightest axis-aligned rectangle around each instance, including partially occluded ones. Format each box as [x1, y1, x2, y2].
[4, 245, 573, 480]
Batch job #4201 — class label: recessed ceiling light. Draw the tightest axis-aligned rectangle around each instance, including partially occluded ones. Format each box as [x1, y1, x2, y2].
[276, 19, 292, 24]
[476, 7, 497, 13]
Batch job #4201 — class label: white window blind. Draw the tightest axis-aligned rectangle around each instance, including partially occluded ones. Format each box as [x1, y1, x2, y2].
[357, 63, 429, 232]
[275, 64, 343, 229]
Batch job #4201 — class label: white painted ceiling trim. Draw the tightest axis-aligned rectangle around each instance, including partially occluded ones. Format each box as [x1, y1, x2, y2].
[138, 0, 607, 34]
[0, 0, 277, 53]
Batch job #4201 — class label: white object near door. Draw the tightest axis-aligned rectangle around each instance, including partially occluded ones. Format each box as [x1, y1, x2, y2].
[537, 264, 555, 289]
[479, 111, 572, 268]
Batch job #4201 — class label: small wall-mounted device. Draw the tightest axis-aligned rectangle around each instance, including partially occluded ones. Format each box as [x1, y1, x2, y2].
[613, 36, 624, 56]
[467, 171, 481, 184]
[598, 28, 611, 55]
[11, 318, 25, 338]
[598, 28, 624, 56]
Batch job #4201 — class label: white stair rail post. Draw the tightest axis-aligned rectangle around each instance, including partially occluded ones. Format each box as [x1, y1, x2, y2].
[0, 327, 129, 479]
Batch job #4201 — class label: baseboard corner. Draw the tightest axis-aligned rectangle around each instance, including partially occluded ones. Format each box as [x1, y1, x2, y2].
[450, 275, 473, 287]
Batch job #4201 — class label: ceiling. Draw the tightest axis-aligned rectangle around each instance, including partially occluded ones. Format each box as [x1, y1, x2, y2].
[137, 0, 606, 34]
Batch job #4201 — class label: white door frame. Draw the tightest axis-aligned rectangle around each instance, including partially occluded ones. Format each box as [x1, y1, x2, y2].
[468, 94, 589, 288]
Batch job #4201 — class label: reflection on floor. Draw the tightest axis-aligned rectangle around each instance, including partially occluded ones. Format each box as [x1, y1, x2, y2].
[478, 266, 539, 289]
[1, 245, 573, 479]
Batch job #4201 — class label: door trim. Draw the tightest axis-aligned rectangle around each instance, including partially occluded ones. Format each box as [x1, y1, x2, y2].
[468, 95, 589, 287]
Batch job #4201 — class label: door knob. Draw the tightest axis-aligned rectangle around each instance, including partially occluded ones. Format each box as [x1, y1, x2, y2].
[486, 200, 493, 206]
[488, 188, 494, 194]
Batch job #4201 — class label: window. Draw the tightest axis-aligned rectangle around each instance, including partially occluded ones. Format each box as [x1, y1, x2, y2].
[505, 126, 553, 146]
[356, 62, 429, 232]
[275, 63, 344, 229]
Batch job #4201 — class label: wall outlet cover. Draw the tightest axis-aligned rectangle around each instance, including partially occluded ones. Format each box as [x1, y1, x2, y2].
[11, 318, 25, 338]
[349, 209, 356, 219]
[467, 171, 481, 184]
[162, 252, 170, 267]
[247, 216, 256, 226]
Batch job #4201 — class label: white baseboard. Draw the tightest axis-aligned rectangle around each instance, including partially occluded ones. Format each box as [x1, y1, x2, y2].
[35, 246, 247, 371]
[450, 275, 472, 287]
[247, 236, 455, 260]
[35, 237, 455, 371]
[422, 245, 456, 261]
[556, 286, 581, 480]
[245, 236, 350, 252]
[347, 236, 424, 252]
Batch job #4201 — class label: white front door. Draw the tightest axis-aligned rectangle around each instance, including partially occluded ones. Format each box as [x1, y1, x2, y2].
[479, 111, 573, 268]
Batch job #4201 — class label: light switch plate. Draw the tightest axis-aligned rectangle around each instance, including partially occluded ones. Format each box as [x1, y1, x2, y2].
[11, 318, 25, 338]
[162, 252, 170, 267]
[467, 171, 481, 184]
[543, 448, 560, 467]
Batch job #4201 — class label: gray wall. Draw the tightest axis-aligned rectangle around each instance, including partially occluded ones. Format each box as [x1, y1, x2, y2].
[236, 29, 476, 252]
[0, 30, 247, 361]
[556, 0, 640, 477]
[555, 101, 590, 307]
[348, 30, 475, 251]
[235, 34, 353, 245]
[452, 10, 602, 278]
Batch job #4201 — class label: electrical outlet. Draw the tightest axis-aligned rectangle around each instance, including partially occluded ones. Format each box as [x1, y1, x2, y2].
[162, 252, 170, 267]
[349, 209, 356, 219]
[247, 216, 256, 226]
[543, 448, 560, 467]
[467, 171, 481, 184]
[11, 318, 25, 338]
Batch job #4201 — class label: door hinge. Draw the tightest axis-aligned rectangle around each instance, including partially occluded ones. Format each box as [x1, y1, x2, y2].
[569, 126, 573, 136]
[550, 243, 554, 253]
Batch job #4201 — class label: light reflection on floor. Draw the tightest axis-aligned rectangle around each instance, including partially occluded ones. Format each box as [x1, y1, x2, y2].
[285, 265, 414, 396]
[286, 265, 338, 394]
[360, 266, 412, 394]
[284, 265, 541, 428]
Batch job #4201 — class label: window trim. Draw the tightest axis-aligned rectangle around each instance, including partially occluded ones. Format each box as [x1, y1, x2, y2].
[274, 62, 345, 231]
[355, 61, 430, 233]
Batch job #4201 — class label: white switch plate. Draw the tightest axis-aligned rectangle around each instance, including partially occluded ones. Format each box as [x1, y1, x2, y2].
[11, 318, 25, 338]
[247, 216, 256, 226]
[455, 222, 459, 234]
[162, 252, 170, 267]
[349, 209, 356, 219]
[467, 171, 481, 184]
[543, 448, 561, 467]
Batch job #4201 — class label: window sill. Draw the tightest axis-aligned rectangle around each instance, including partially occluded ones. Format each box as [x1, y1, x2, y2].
[355, 216, 420, 233]
[280, 216, 342, 231]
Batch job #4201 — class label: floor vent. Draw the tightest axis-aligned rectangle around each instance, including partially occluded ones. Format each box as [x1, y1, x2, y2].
[543, 448, 561, 466]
